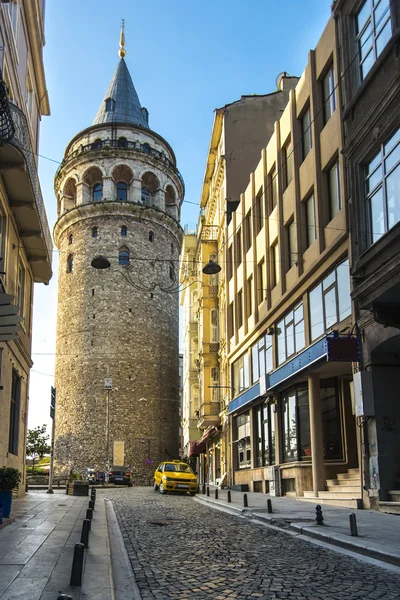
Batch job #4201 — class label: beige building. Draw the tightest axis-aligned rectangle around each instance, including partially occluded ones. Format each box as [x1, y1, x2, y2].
[226, 17, 361, 505]
[0, 0, 52, 495]
[180, 78, 299, 485]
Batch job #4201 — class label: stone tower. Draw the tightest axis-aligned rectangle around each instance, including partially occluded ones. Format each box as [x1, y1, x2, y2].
[53, 25, 184, 483]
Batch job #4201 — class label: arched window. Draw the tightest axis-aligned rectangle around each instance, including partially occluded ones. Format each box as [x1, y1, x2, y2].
[68, 234, 73, 245]
[91, 139, 102, 150]
[117, 181, 128, 201]
[119, 250, 130, 266]
[141, 186, 150, 205]
[169, 262, 175, 280]
[92, 227, 98, 238]
[208, 253, 219, 287]
[121, 225, 127, 237]
[93, 183, 102, 201]
[149, 231, 154, 242]
[105, 98, 115, 112]
[211, 309, 219, 342]
[118, 137, 128, 148]
[67, 254, 74, 273]
[142, 143, 150, 153]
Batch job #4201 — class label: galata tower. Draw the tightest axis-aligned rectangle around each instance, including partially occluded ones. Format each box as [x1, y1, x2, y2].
[53, 24, 184, 483]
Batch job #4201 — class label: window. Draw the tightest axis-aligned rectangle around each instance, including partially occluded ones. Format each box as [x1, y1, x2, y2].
[252, 333, 273, 383]
[17, 263, 25, 317]
[91, 227, 98, 238]
[68, 234, 73, 245]
[26, 74, 34, 120]
[91, 139, 102, 150]
[287, 220, 297, 269]
[105, 98, 115, 112]
[254, 188, 264, 235]
[8, 369, 21, 456]
[246, 276, 252, 318]
[305, 195, 316, 247]
[322, 65, 336, 124]
[272, 243, 280, 288]
[309, 259, 351, 341]
[227, 302, 234, 339]
[92, 183, 102, 202]
[243, 211, 252, 253]
[269, 165, 278, 213]
[232, 352, 249, 394]
[211, 367, 219, 402]
[282, 384, 310, 462]
[118, 136, 128, 147]
[254, 404, 276, 467]
[208, 254, 218, 287]
[356, 0, 392, 81]
[8, 1, 18, 38]
[282, 138, 293, 189]
[210, 309, 218, 342]
[119, 250, 130, 266]
[366, 127, 400, 244]
[142, 143, 150, 153]
[328, 161, 341, 219]
[121, 226, 127, 237]
[149, 231, 154, 242]
[117, 182, 128, 201]
[237, 289, 243, 329]
[321, 379, 343, 460]
[236, 413, 251, 469]
[227, 246, 233, 281]
[235, 229, 242, 265]
[257, 259, 264, 305]
[277, 303, 305, 365]
[169, 262, 174, 280]
[67, 254, 74, 273]
[141, 186, 150, 205]
[301, 107, 312, 161]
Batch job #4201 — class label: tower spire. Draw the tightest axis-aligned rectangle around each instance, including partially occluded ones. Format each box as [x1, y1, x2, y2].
[119, 19, 126, 58]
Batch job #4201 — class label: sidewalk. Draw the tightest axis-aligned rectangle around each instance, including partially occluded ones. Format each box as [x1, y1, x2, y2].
[196, 487, 400, 569]
[0, 490, 113, 600]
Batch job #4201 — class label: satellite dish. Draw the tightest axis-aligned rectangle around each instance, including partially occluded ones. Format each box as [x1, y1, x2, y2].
[276, 71, 290, 89]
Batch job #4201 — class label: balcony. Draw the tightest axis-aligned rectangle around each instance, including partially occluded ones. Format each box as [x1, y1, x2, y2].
[0, 103, 52, 283]
[197, 401, 220, 429]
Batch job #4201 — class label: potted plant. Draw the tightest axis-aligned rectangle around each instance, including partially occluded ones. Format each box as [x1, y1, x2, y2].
[0, 467, 22, 518]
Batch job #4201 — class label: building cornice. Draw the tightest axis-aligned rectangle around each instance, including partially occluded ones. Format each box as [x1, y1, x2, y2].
[24, 1, 50, 115]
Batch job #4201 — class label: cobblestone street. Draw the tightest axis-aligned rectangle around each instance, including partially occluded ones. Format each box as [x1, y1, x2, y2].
[106, 487, 400, 600]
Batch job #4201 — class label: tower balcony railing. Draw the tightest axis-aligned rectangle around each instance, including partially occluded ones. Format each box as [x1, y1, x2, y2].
[55, 138, 185, 194]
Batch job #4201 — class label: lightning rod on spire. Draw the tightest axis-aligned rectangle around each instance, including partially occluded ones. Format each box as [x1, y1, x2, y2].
[119, 19, 126, 58]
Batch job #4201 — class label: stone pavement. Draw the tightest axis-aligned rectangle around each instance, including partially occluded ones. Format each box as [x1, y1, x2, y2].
[0, 490, 113, 600]
[196, 487, 400, 567]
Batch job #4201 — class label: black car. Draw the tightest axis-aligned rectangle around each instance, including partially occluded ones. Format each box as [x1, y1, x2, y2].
[107, 466, 133, 486]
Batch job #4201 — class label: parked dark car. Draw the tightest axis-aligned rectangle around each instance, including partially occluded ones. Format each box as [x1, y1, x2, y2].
[108, 466, 132, 486]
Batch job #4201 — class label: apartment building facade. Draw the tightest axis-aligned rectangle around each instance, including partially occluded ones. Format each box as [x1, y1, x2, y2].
[0, 0, 52, 495]
[225, 18, 362, 505]
[333, 0, 400, 511]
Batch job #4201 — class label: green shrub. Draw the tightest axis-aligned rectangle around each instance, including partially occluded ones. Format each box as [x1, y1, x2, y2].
[0, 466, 22, 490]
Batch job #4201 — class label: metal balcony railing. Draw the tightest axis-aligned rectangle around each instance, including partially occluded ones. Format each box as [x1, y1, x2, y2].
[55, 138, 185, 195]
[8, 103, 53, 256]
[0, 70, 15, 143]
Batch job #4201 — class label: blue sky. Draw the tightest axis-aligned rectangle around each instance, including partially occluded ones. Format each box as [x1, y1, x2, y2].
[29, 0, 332, 431]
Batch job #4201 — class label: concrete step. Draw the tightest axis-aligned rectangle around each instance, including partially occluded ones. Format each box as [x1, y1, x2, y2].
[326, 478, 361, 487]
[326, 485, 360, 493]
[347, 468, 360, 475]
[378, 501, 400, 515]
[299, 496, 362, 509]
[317, 490, 361, 500]
[388, 490, 400, 502]
[337, 472, 360, 481]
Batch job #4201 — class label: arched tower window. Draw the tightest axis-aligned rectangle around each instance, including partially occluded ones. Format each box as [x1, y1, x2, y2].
[91, 138, 102, 150]
[105, 98, 115, 113]
[92, 183, 102, 202]
[141, 172, 159, 207]
[149, 231, 154, 242]
[142, 143, 150, 153]
[121, 225, 127, 237]
[165, 185, 176, 206]
[141, 186, 150, 205]
[67, 254, 74, 273]
[118, 136, 128, 148]
[68, 234, 73, 245]
[117, 181, 128, 201]
[92, 227, 98, 238]
[119, 249, 130, 266]
[169, 262, 175, 281]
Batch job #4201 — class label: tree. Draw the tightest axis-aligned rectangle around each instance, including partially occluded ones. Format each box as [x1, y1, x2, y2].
[26, 425, 50, 473]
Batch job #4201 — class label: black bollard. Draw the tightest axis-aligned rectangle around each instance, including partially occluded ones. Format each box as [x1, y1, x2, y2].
[315, 504, 324, 525]
[206, 486, 210, 497]
[202, 483, 206, 495]
[267, 498, 273, 514]
[349, 513, 358, 536]
[89, 499, 94, 511]
[70, 542, 85, 586]
[227, 490, 231, 503]
[86, 507, 93, 529]
[80, 518, 90, 549]
[91, 487, 96, 497]
[214, 488, 218, 500]
[57, 596, 74, 600]
[243, 493, 248, 507]
[90, 495, 95, 509]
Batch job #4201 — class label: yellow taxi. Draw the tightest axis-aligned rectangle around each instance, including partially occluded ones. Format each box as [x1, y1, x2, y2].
[153, 460, 198, 495]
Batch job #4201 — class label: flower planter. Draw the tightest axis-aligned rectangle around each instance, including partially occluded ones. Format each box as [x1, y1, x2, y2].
[66, 481, 89, 496]
[0, 490, 13, 518]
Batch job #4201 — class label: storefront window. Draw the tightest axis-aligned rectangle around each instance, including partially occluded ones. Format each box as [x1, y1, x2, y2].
[254, 404, 276, 467]
[236, 413, 251, 469]
[309, 259, 351, 342]
[321, 379, 343, 460]
[282, 391, 297, 461]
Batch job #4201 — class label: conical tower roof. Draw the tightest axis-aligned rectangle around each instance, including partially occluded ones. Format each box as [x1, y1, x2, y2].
[93, 57, 149, 128]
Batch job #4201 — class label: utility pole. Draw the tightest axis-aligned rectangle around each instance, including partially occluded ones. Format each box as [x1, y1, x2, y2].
[47, 386, 56, 494]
